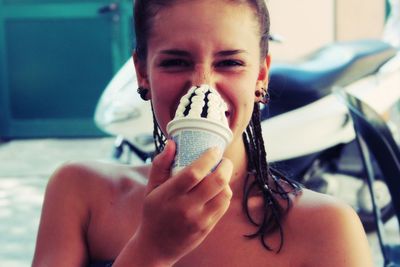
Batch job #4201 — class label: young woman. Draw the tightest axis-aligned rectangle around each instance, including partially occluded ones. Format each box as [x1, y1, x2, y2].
[32, 0, 374, 266]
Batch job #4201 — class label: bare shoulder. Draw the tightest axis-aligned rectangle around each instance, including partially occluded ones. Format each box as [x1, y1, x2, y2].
[287, 188, 374, 267]
[46, 160, 149, 199]
[45, 160, 151, 221]
[289, 188, 357, 222]
[32, 161, 149, 266]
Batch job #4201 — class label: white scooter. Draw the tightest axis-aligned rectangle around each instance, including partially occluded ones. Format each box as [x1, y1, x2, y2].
[94, 1, 400, 231]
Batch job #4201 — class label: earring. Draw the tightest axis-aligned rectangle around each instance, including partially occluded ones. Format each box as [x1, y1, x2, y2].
[256, 87, 270, 104]
[137, 87, 149, 101]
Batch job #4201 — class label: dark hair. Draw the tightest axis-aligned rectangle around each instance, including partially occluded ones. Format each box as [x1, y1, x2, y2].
[134, 0, 301, 253]
[242, 103, 301, 252]
[134, 0, 270, 61]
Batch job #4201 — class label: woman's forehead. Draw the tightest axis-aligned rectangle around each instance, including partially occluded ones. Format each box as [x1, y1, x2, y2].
[148, 1, 260, 47]
[151, 0, 257, 29]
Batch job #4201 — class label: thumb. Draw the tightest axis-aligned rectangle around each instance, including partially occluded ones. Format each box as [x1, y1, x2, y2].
[147, 140, 176, 194]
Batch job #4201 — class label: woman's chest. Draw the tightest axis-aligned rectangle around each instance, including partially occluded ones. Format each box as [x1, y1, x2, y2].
[174, 218, 297, 267]
[87, 197, 303, 267]
[87, 191, 144, 260]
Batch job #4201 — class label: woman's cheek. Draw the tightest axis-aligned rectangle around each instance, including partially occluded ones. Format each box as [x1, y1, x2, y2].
[152, 92, 183, 133]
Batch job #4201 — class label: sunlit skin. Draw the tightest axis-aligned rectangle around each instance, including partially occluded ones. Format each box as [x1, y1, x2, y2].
[32, 1, 374, 267]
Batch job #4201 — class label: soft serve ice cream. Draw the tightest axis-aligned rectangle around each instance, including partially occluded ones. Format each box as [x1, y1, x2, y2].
[167, 84, 233, 174]
[173, 84, 230, 124]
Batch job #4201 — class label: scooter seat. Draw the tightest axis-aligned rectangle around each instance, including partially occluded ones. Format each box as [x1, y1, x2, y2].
[267, 39, 397, 117]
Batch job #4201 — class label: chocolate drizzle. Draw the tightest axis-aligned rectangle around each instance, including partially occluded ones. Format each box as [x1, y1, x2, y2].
[182, 86, 211, 118]
[201, 90, 211, 118]
[183, 92, 195, 117]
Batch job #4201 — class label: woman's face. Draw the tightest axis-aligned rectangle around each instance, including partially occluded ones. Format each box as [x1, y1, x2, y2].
[136, 0, 270, 141]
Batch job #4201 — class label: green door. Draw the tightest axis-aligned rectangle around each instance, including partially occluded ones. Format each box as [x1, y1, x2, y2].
[0, 0, 133, 138]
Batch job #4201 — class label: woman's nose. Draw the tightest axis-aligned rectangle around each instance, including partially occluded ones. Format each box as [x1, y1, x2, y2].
[191, 65, 213, 86]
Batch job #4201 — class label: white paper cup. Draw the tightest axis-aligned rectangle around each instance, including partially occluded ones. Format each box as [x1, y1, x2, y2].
[166, 117, 233, 175]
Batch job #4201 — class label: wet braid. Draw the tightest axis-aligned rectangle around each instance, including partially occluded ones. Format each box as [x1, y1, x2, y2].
[151, 102, 167, 154]
[243, 103, 301, 252]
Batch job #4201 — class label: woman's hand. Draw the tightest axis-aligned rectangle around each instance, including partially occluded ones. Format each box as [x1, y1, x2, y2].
[130, 140, 233, 266]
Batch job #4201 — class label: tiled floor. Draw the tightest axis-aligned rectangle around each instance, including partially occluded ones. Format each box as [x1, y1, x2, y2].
[0, 138, 398, 266]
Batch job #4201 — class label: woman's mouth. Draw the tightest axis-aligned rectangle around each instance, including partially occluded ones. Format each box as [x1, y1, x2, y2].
[224, 108, 234, 129]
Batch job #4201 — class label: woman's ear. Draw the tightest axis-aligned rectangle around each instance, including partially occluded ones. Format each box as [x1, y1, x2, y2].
[257, 54, 271, 84]
[133, 52, 151, 98]
[255, 54, 271, 102]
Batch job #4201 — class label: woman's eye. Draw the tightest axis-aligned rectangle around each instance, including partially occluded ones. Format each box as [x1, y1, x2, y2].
[159, 59, 191, 68]
[216, 60, 244, 68]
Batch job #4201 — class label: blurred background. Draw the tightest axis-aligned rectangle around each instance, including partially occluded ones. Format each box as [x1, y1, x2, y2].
[0, 0, 398, 266]
[0, 0, 390, 139]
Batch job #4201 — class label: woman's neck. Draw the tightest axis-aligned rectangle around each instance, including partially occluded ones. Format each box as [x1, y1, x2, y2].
[223, 137, 249, 200]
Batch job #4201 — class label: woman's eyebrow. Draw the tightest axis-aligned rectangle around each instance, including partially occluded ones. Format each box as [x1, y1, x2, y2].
[159, 49, 190, 56]
[215, 49, 247, 56]
[159, 49, 247, 57]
